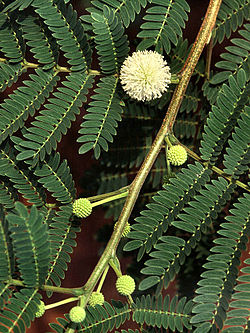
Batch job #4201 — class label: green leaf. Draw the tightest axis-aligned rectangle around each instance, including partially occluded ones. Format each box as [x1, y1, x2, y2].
[7, 203, 51, 287]
[123, 240, 143, 251]
[139, 276, 160, 290]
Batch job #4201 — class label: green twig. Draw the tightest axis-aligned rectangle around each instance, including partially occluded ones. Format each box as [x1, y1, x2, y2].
[45, 297, 79, 310]
[91, 191, 128, 207]
[109, 258, 122, 278]
[9, 279, 84, 296]
[0, 57, 101, 75]
[87, 185, 130, 202]
[96, 265, 109, 293]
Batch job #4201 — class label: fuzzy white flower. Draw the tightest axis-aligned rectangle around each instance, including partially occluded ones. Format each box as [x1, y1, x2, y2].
[120, 50, 171, 102]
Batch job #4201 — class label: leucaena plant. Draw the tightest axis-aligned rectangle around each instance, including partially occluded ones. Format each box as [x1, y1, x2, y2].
[0, 0, 249, 333]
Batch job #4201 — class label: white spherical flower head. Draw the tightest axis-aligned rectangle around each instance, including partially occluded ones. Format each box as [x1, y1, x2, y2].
[120, 50, 171, 102]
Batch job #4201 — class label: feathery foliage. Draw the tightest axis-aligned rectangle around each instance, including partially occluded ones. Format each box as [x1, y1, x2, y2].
[0, 288, 41, 333]
[91, 5, 129, 74]
[14, 72, 93, 166]
[78, 76, 123, 159]
[0, 0, 249, 332]
[214, 0, 250, 44]
[81, 0, 148, 29]
[191, 193, 250, 333]
[200, 69, 249, 163]
[0, 68, 60, 144]
[137, 0, 190, 53]
[7, 202, 51, 287]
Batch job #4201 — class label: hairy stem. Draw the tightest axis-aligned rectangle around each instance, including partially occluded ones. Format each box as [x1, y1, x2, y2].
[83, 0, 222, 297]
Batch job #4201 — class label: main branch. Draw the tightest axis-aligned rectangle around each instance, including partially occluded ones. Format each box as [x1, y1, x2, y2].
[83, 0, 222, 299]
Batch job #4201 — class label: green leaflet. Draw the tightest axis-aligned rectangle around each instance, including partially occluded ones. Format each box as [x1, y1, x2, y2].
[33, 0, 91, 72]
[133, 295, 192, 331]
[211, 23, 250, 85]
[0, 68, 59, 145]
[137, 0, 190, 53]
[44, 204, 79, 297]
[81, 0, 148, 29]
[7, 202, 51, 287]
[49, 296, 192, 333]
[0, 61, 25, 93]
[0, 288, 41, 333]
[139, 178, 236, 293]
[49, 300, 130, 332]
[3, 0, 35, 11]
[222, 104, 250, 179]
[78, 76, 123, 159]
[0, 282, 12, 311]
[221, 256, 250, 332]
[15, 73, 93, 166]
[0, 10, 24, 63]
[0, 143, 46, 207]
[200, 69, 249, 163]
[0, 208, 13, 281]
[34, 152, 76, 204]
[214, 0, 250, 44]
[191, 193, 250, 332]
[0, 179, 16, 209]
[203, 23, 250, 105]
[19, 15, 59, 70]
[124, 162, 212, 260]
[91, 5, 129, 74]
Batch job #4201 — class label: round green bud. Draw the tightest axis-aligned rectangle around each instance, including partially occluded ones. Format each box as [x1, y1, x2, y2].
[88, 291, 105, 307]
[167, 145, 187, 166]
[72, 198, 92, 218]
[69, 306, 86, 323]
[114, 221, 131, 237]
[35, 300, 45, 318]
[116, 275, 135, 296]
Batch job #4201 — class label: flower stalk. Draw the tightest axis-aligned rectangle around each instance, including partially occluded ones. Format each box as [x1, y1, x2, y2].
[91, 191, 128, 208]
[45, 297, 79, 310]
[87, 185, 130, 202]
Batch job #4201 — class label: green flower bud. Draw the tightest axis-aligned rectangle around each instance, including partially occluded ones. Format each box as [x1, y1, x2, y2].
[167, 145, 187, 166]
[69, 306, 86, 323]
[114, 221, 131, 237]
[88, 291, 105, 307]
[73, 198, 92, 218]
[116, 275, 135, 296]
[35, 301, 45, 318]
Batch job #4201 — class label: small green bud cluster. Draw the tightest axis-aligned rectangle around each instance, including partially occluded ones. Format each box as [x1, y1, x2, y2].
[167, 145, 187, 166]
[88, 291, 105, 307]
[69, 306, 86, 323]
[114, 221, 131, 237]
[35, 300, 45, 318]
[116, 275, 135, 296]
[72, 198, 92, 218]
